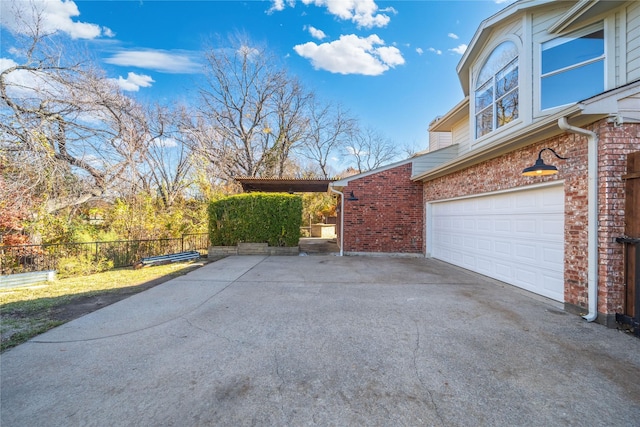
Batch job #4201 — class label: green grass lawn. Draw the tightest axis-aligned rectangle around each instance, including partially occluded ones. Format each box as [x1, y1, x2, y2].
[0, 261, 206, 352]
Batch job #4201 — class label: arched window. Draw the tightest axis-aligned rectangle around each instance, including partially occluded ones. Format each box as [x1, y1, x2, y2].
[475, 41, 519, 138]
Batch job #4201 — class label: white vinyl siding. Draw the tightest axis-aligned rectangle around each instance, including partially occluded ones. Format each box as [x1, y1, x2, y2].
[411, 145, 459, 177]
[627, 1, 640, 81]
[429, 185, 565, 302]
[452, 118, 470, 154]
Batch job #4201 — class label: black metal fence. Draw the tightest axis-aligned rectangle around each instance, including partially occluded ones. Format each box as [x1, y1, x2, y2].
[0, 233, 210, 275]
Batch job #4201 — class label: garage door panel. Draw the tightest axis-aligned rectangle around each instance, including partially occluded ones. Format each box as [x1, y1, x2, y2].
[494, 261, 514, 282]
[494, 220, 511, 233]
[514, 242, 538, 262]
[515, 219, 537, 236]
[542, 218, 564, 237]
[478, 219, 492, 231]
[431, 185, 564, 302]
[475, 256, 494, 276]
[515, 266, 538, 287]
[494, 240, 512, 256]
[477, 238, 492, 253]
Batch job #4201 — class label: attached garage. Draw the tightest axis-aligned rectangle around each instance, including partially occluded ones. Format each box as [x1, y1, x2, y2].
[428, 184, 565, 302]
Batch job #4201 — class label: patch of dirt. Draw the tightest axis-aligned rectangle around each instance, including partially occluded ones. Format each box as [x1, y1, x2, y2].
[50, 262, 214, 322]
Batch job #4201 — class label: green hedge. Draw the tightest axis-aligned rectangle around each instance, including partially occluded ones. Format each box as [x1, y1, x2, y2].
[208, 193, 302, 247]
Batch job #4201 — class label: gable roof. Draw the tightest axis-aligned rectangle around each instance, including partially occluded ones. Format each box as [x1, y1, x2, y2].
[457, 0, 554, 95]
[457, 0, 628, 95]
[330, 157, 415, 188]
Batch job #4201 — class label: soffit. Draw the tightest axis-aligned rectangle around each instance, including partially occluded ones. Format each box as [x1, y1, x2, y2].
[548, 0, 627, 34]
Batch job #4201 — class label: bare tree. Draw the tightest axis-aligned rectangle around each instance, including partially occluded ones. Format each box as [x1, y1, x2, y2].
[0, 2, 148, 213]
[142, 104, 195, 208]
[196, 39, 310, 181]
[298, 97, 356, 179]
[344, 126, 400, 173]
[263, 77, 310, 178]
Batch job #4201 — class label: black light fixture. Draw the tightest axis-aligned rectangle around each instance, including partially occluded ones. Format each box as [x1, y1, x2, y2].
[346, 191, 359, 201]
[522, 148, 568, 177]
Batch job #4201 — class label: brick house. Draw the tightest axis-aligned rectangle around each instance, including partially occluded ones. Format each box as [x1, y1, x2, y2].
[331, 0, 640, 327]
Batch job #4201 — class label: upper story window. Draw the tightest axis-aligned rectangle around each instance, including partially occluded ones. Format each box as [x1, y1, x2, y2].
[475, 41, 519, 139]
[541, 23, 604, 110]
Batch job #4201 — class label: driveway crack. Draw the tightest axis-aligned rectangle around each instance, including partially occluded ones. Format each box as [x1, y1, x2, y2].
[412, 319, 445, 426]
[274, 350, 287, 419]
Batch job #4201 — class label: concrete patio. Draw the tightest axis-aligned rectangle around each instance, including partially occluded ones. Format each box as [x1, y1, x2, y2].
[1, 255, 639, 426]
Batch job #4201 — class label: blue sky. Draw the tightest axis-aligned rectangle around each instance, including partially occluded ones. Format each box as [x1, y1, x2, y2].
[1, 0, 513, 152]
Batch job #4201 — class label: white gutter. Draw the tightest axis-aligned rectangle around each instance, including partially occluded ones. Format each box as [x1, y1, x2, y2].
[330, 187, 344, 256]
[558, 117, 598, 322]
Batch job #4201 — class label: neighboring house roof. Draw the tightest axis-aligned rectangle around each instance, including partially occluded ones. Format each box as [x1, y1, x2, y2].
[428, 97, 469, 133]
[236, 177, 336, 193]
[331, 157, 415, 189]
[331, 145, 460, 189]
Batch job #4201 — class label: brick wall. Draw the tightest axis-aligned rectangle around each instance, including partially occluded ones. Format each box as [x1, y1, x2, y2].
[597, 121, 640, 316]
[422, 119, 640, 319]
[341, 163, 424, 254]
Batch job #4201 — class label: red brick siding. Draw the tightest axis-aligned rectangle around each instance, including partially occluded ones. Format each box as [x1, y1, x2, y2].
[597, 121, 640, 315]
[423, 120, 640, 316]
[342, 163, 424, 254]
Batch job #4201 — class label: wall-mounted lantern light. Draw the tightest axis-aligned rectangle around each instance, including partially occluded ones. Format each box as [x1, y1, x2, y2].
[522, 148, 568, 177]
[346, 191, 359, 201]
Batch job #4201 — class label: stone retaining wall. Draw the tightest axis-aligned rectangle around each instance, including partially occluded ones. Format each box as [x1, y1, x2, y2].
[208, 243, 299, 258]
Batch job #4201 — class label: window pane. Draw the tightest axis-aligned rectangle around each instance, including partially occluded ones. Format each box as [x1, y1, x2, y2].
[496, 61, 518, 98]
[496, 90, 518, 127]
[475, 80, 493, 111]
[542, 28, 603, 74]
[476, 109, 493, 138]
[541, 59, 604, 109]
[476, 41, 518, 89]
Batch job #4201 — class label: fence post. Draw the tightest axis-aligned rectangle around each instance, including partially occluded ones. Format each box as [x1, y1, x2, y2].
[181, 235, 185, 252]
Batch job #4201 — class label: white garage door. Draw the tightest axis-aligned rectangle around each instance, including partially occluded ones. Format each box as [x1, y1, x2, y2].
[430, 185, 564, 302]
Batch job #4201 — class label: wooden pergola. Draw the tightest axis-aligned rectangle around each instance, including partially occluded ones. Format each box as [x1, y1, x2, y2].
[235, 177, 336, 193]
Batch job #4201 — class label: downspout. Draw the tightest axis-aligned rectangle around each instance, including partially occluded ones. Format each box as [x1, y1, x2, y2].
[558, 117, 598, 322]
[330, 187, 344, 256]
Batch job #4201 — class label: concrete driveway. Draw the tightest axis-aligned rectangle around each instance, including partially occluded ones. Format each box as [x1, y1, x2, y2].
[2, 255, 639, 426]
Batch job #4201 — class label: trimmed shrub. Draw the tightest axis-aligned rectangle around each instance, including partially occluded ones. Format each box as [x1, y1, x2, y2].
[208, 193, 302, 247]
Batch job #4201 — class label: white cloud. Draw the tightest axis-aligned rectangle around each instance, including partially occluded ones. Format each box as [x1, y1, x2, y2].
[449, 44, 468, 55]
[0, 58, 17, 73]
[154, 137, 178, 148]
[288, 0, 391, 29]
[416, 47, 424, 55]
[428, 47, 442, 55]
[105, 50, 201, 74]
[294, 34, 404, 76]
[448, 33, 459, 40]
[379, 6, 398, 15]
[268, 0, 286, 12]
[307, 26, 326, 40]
[0, 57, 55, 98]
[111, 72, 154, 92]
[0, 0, 112, 39]
[376, 45, 404, 66]
[268, 0, 297, 13]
